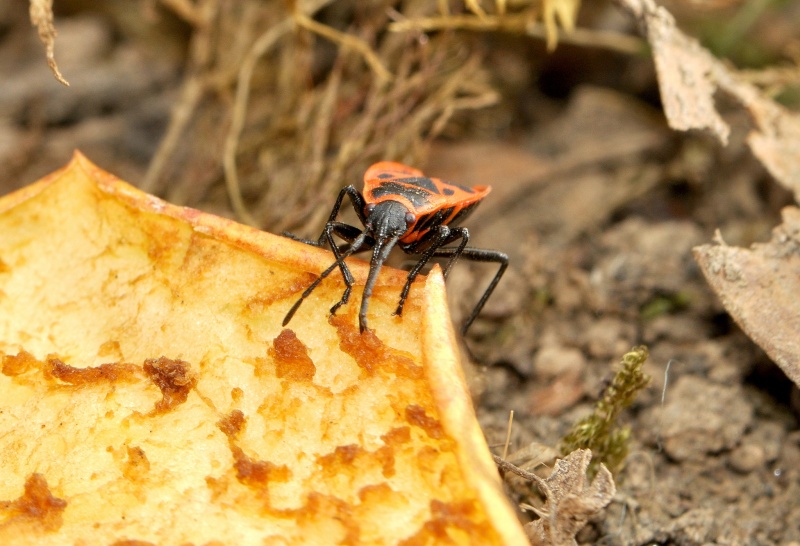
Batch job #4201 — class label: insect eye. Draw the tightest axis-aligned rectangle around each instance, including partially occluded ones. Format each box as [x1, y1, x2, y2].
[365, 203, 376, 215]
[404, 212, 416, 226]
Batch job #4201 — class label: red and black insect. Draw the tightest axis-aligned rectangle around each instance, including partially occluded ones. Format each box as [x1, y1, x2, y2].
[282, 161, 508, 335]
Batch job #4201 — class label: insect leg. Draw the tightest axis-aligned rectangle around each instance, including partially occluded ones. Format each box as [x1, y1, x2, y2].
[282, 260, 342, 327]
[394, 226, 468, 317]
[282, 222, 372, 327]
[281, 186, 367, 247]
[431, 246, 508, 336]
[316, 186, 367, 246]
[327, 228, 372, 316]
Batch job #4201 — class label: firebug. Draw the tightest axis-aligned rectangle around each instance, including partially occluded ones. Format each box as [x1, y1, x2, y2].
[283, 161, 508, 335]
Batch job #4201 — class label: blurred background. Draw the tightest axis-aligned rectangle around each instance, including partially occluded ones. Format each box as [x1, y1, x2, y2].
[2, 0, 800, 543]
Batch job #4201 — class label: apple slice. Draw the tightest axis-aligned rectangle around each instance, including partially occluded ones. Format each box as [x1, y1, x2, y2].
[0, 152, 526, 545]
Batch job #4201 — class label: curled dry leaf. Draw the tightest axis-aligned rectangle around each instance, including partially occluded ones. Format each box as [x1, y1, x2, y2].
[0, 152, 527, 545]
[693, 207, 800, 389]
[524, 449, 616, 546]
[28, 0, 69, 86]
[733, 83, 800, 201]
[614, 0, 800, 201]
[614, 0, 729, 142]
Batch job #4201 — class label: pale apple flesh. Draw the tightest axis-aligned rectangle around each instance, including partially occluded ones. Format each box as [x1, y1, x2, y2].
[0, 153, 526, 545]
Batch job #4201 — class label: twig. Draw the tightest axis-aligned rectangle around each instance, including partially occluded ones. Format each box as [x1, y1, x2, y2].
[159, 0, 204, 27]
[493, 453, 546, 486]
[142, 0, 219, 193]
[492, 454, 556, 528]
[390, 14, 645, 55]
[526, 20, 644, 54]
[655, 358, 674, 452]
[502, 410, 514, 461]
[294, 12, 393, 82]
[223, 19, 294, 226]
[142, 75, 204, 193]
[465, 0, 487, 18]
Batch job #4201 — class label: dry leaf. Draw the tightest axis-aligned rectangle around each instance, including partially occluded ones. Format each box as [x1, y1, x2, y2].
[0, 152, 527, 545]
[614, 0, 729, 142]
[621, 0, 800, 391]
[525, 449, 616, 546]
[693, 207, 800, 389]
[735, 84, 800, 201]
[28, 0, 69, 86]
[614, 0, 800, 201]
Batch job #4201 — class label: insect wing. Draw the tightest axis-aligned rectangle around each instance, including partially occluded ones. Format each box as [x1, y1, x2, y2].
[364, 161, 425, 182]
[410, 174, 491, 230]
[363, 162, 490, 214]
[429, 176, 491, 208]
[363, 162, 438, 212]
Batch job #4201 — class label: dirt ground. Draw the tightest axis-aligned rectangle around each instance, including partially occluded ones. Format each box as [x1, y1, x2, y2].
[2, 1, 800, 544]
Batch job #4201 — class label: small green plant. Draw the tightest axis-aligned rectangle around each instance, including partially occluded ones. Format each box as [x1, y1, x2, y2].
[560, 346, 651, 476]
[640, 291, 691, 320]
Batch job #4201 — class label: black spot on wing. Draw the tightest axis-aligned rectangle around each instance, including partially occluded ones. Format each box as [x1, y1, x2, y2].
[370, 182, 429, 208]
[439, 181, 474, 196]
[377, 173, 395, 179]
[399, 176, 440, 194]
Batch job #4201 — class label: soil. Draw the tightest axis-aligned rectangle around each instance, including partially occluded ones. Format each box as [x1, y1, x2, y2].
[2, 2, 799, 545]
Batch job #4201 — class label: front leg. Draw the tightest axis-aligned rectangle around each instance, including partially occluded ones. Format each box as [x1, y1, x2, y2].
[394, 226, 469, 318]
[282, 222, 374, 327]
[322, 223, 376, 316]
[325, 225, 357, 316]
[281, 185, 368, 247]
[394, 226, 469, 315]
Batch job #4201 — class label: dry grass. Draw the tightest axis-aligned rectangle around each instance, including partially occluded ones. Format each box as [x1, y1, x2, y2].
[138, 1, 499, 232]
[129, 0, 592, 234]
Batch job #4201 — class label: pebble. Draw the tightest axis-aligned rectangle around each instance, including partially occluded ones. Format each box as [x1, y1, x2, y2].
[728, 443, 766, 474]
